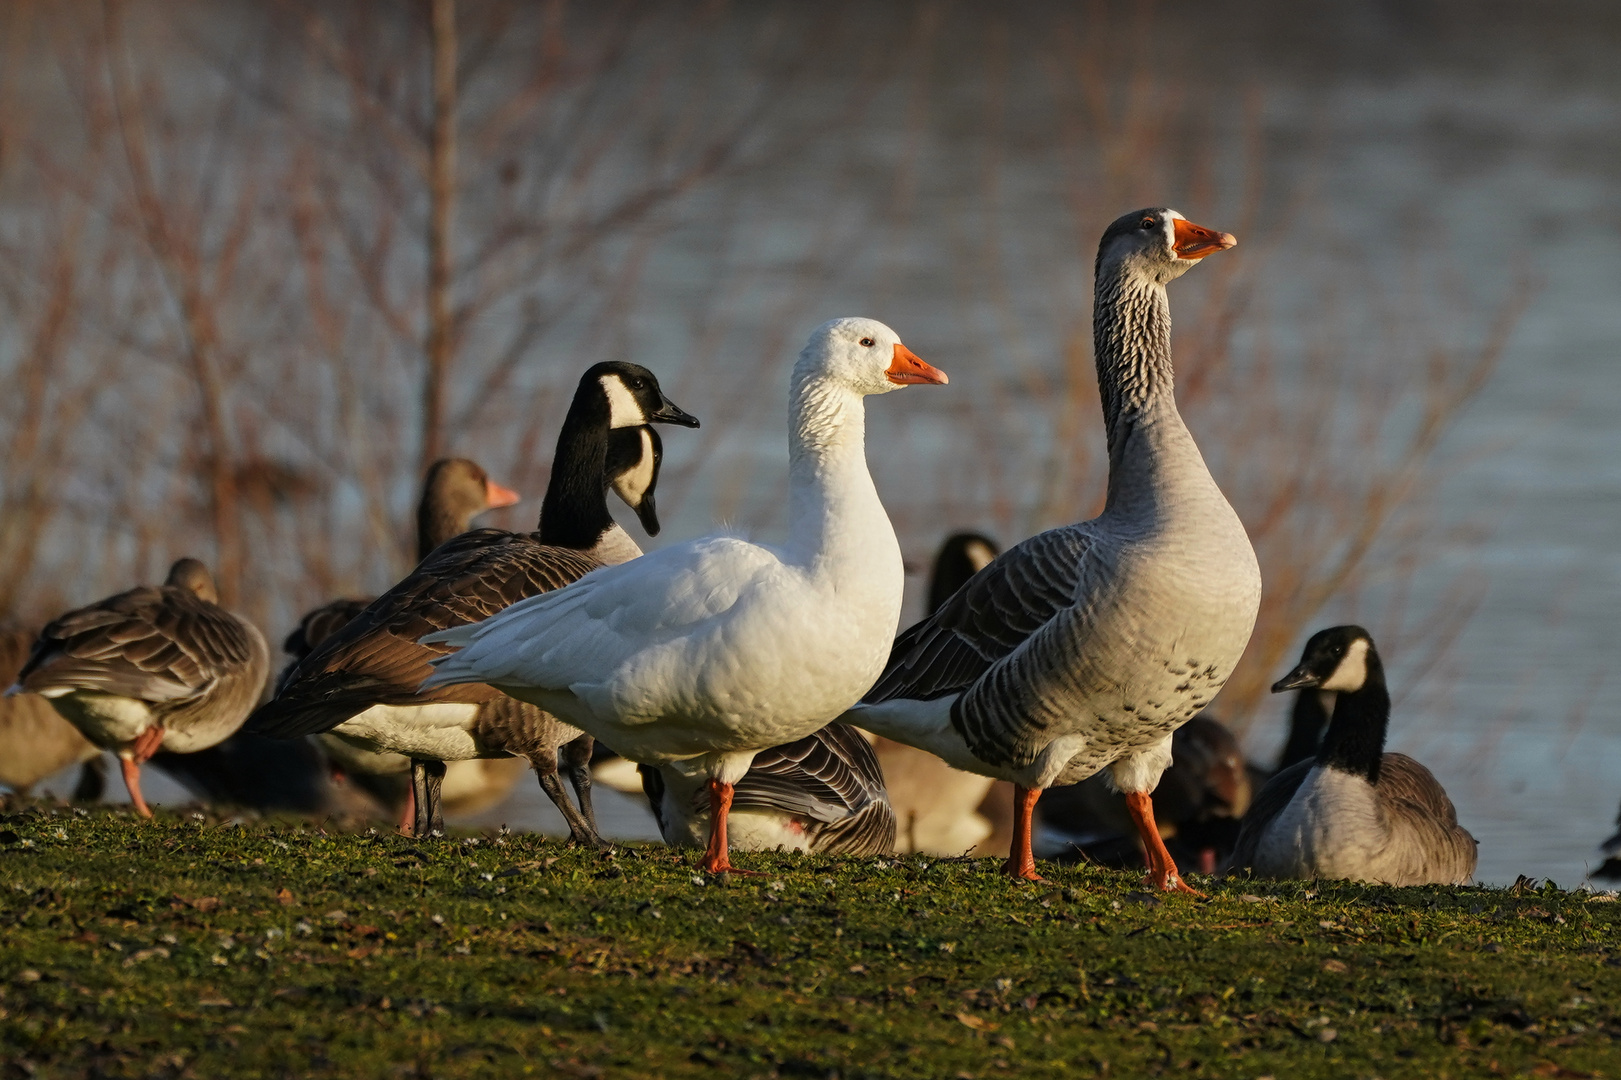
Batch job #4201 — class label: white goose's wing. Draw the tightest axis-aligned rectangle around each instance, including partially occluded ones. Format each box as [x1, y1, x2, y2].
[421, 536, 788, 719]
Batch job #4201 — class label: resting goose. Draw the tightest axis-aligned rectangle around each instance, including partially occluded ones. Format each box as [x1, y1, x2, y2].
[639, 723, 895, 856]
[12, 559, 270, 818]
[0, 627, 105, 801]
[1227, 626, 1478, 885]
[250, 362, 697, 841]
[845, 209, 1260, 888]
[422, 317, 948, 873]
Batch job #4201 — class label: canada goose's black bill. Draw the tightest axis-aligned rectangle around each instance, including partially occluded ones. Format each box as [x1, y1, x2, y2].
[1172, 217, 1237, 260]
[885, 343, 949, 385]
[647, 396, 700, 428]
[485, 480, 521, 509]
[1271, 665, 1321, 693]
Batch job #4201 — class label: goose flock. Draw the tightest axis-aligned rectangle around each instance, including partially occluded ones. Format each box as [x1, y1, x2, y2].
[2, 207, 1529, 892]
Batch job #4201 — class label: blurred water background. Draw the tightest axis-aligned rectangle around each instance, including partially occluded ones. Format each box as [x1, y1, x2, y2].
[10, 1, 1621, 884]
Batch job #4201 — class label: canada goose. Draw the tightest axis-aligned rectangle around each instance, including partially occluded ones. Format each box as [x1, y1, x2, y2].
[1038, 713, 1251, 875]
[845, 209, 1259, 889]
[1595, 804, 1621, 880]
[12, 559, 270, 818]
[0, 626, 104, 801]
[639, 723, 895, 856]
[423, 318, 948, 873]
[251, 363, 698, 842]
[1227, 626, 1478, 885]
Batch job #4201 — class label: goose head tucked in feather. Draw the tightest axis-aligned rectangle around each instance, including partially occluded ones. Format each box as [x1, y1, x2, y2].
[165, 558, 219, 604]
[416, 458, 521, 560]
[926, 532, 999, 616]
[539, 362, 698, 553]
[1271, 625, 1390, 784]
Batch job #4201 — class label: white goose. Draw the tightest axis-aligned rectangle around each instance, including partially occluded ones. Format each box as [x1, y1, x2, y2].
[423, 317, 948, 872]
[844, 209, 1260, 889]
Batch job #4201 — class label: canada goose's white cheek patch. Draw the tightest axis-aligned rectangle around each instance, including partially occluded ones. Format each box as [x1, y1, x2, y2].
[612, 428, 657, 506]
[1319, 638, 1370, 693]
[600, 375, 645, 429]
[964, 541, 997, 573]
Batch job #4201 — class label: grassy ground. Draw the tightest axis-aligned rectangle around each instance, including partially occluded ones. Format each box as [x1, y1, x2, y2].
[1, 807, 1617, 1079]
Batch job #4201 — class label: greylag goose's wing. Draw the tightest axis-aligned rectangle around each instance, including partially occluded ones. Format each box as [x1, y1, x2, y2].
[1375, 753, 1478, 883]
[737, 725, 895, 853]
[274, 597, 374, 695]
[20, 586, 260, 703]
[1225, 759, 1314, 876]
[251, 528, 600, 738]
[865, 528, 1094, 704]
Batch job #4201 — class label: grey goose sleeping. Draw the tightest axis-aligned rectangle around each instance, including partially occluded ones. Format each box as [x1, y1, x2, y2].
[250, 362, 698, 840]
[10, 559, 269, 818]
[151, 459, 526, 823]
[638, 723, 895, 856]
[1226, 625, 1478, 886]
[845, 208, 1261, 888]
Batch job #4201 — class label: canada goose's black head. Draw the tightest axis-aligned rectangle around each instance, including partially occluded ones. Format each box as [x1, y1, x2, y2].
[927, 531, 1000, 615]
[606, 426, 665, 536]
[417, 458, 520, 557]
[583, 362, 700, 432]
[1096, 208, 1237, 286]
[1272, 625, 1378, 695]
[166, 558, 218, 604]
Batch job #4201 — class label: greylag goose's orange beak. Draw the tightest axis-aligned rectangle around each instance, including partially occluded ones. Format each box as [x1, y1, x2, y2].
[886, 344, 949, 385]
[485, 480, 522, 509]
[1172, 218, 1237, 260]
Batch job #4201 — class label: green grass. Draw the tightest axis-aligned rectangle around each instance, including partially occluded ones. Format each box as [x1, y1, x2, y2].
[1, 807, 1617, 1079]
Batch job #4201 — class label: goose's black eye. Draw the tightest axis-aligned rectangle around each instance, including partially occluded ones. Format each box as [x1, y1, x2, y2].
[629, 378, 645, 390]
[1140, 217, 1156, 230]
[859, 337, 875, 347]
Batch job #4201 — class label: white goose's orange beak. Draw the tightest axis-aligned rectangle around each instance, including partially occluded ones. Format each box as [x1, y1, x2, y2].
[886, 343, 949, 386]
[485, 480, 522, 509]
[1172, 218, 1238, 260]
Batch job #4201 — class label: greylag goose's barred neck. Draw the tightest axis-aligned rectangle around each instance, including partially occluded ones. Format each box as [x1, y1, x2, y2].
[1092, 265, 1175, 432]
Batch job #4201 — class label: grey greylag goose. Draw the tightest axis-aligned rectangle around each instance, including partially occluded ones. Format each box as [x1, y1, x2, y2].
[0, 627, 104, 800]
[250, 362, 698, 842]
[638, 723, 896, 856]
[12, 559, 269, 818]
[1227, 626, 1478, 885]
[845, 209, 1260, 888]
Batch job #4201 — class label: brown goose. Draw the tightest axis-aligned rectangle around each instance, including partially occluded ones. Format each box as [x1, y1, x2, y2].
[251, 361, 698, 841]
[0, 627, 104, 800]
[638, 723, 896, 856]
[12, 559, 269, 818]
[1227, 626, 1478, 885]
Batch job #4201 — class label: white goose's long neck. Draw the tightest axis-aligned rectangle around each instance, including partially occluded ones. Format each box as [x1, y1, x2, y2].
[1093, 265, 1210, 515]
[785, 372, 898, 578]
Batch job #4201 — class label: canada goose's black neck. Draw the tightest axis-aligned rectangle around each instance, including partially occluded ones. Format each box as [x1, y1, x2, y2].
[1278, 689, 1331, 771]
[1315, 650, 1391, 784]
[1092, 258, 1174, 456]
[538, 392, 616, 551]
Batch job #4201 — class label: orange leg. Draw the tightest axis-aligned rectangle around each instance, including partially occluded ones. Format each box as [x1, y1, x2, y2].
[121, 726, 166, 820]
[120, 758, 153, 819]
[1124, 790, 1203, 896]
[1000, 785, 1045, 881]
[699, 779, 763, 876]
